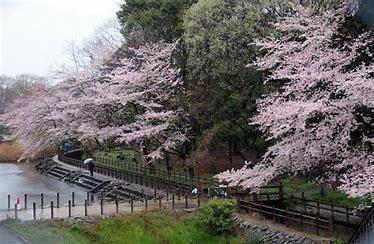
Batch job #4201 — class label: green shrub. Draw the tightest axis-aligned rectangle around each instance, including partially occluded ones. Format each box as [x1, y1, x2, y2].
[197, 197, 237, 235]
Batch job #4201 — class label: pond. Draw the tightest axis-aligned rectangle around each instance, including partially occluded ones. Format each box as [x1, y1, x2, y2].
[0, 163, 87, 212]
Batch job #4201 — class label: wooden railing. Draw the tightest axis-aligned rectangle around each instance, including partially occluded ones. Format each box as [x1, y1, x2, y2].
[238, 199, 332, 236]
[286, 194, 366, 227]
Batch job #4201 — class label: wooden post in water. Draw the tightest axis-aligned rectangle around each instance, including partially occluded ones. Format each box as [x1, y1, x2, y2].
[24, 193, 27, 209]
[33, 202, 36, 220]
[50, 201, 54, 219]
[84, 200, 88, 216]
[41, 193, 44, 209]
[72, 192, 75, 206]
[68, 200, 71, 217]
[14, 203, 17, 220]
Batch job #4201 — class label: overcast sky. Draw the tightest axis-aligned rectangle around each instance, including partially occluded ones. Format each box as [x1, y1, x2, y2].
[0, 0, 121, 77]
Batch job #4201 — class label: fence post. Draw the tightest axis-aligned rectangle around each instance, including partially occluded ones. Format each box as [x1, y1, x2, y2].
[8, 194, 10, 210]
[141, 189, 144, 202]
[84, 200, 88, 216]
[172, 195, 175, 210]
[300, 211, 304, 231]
[346, 207, 349, 224]
[86, 192, 90, 205]
[50, 201, 54, 219]
[131, 196, 134, 213]
[24, 193, 27, 210]
[115, 197, 119, 214]
[158, 196, 162, 210]
[329, 217, 333, 238]
[68, 200, 71, 217]
[33, 202, 36, 220]
[57, 192, 60, 208]
[303, 196, 307, 212]
[100, 199, 104, 215]
[145, 197, 148, 211]
[14, 203, 17, 220]
[72, 192, 75, 207]
[279, 183, 284, 201]
[41, 193, 44, 209]
[185, 195, 188, 208]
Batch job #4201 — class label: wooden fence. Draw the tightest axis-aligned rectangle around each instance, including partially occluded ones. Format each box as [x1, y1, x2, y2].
[238, 200, 332, 236]
[286, 194, 366, 227]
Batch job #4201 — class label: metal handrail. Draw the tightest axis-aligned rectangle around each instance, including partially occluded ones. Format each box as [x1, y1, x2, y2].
[348, 205, 374, 243]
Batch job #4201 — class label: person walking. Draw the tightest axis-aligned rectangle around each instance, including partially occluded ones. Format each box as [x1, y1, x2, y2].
[84, 158, 94, 177]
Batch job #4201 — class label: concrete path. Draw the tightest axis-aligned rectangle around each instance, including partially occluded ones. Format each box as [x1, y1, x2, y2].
[0, 198, 198, 221]
[0, 226, 27, 244]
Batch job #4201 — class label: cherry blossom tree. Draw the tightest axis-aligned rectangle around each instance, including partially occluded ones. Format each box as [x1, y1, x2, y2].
[2, 42, 189, 163]
[218, 2, 374, 197]
[1, 85, 74, 159]
[68, 42, 189, 161]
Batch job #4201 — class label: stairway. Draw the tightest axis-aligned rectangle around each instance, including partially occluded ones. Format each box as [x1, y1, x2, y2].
[38, 160, 153, 202]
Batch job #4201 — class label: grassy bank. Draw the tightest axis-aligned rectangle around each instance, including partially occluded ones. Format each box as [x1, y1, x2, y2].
[277, 177, 371, 208]
[1, 211, 245, 244]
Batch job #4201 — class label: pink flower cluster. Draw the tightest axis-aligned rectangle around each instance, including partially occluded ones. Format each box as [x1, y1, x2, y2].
[218, 3, 374, 197]
[1, 42, 189, 162]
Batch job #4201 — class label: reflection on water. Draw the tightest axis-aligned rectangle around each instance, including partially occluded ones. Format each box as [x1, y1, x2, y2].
[0, 163, 87, 210]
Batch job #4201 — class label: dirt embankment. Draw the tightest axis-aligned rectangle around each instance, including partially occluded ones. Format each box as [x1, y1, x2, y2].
[0, 142, 55, 163]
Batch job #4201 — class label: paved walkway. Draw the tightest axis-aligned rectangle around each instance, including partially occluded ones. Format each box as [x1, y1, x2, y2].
[0, 198, 198, 221]
[0, 226, 26, 244]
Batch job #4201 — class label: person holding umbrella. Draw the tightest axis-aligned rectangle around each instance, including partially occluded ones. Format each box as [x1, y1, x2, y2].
[84, 158, 95, 177]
